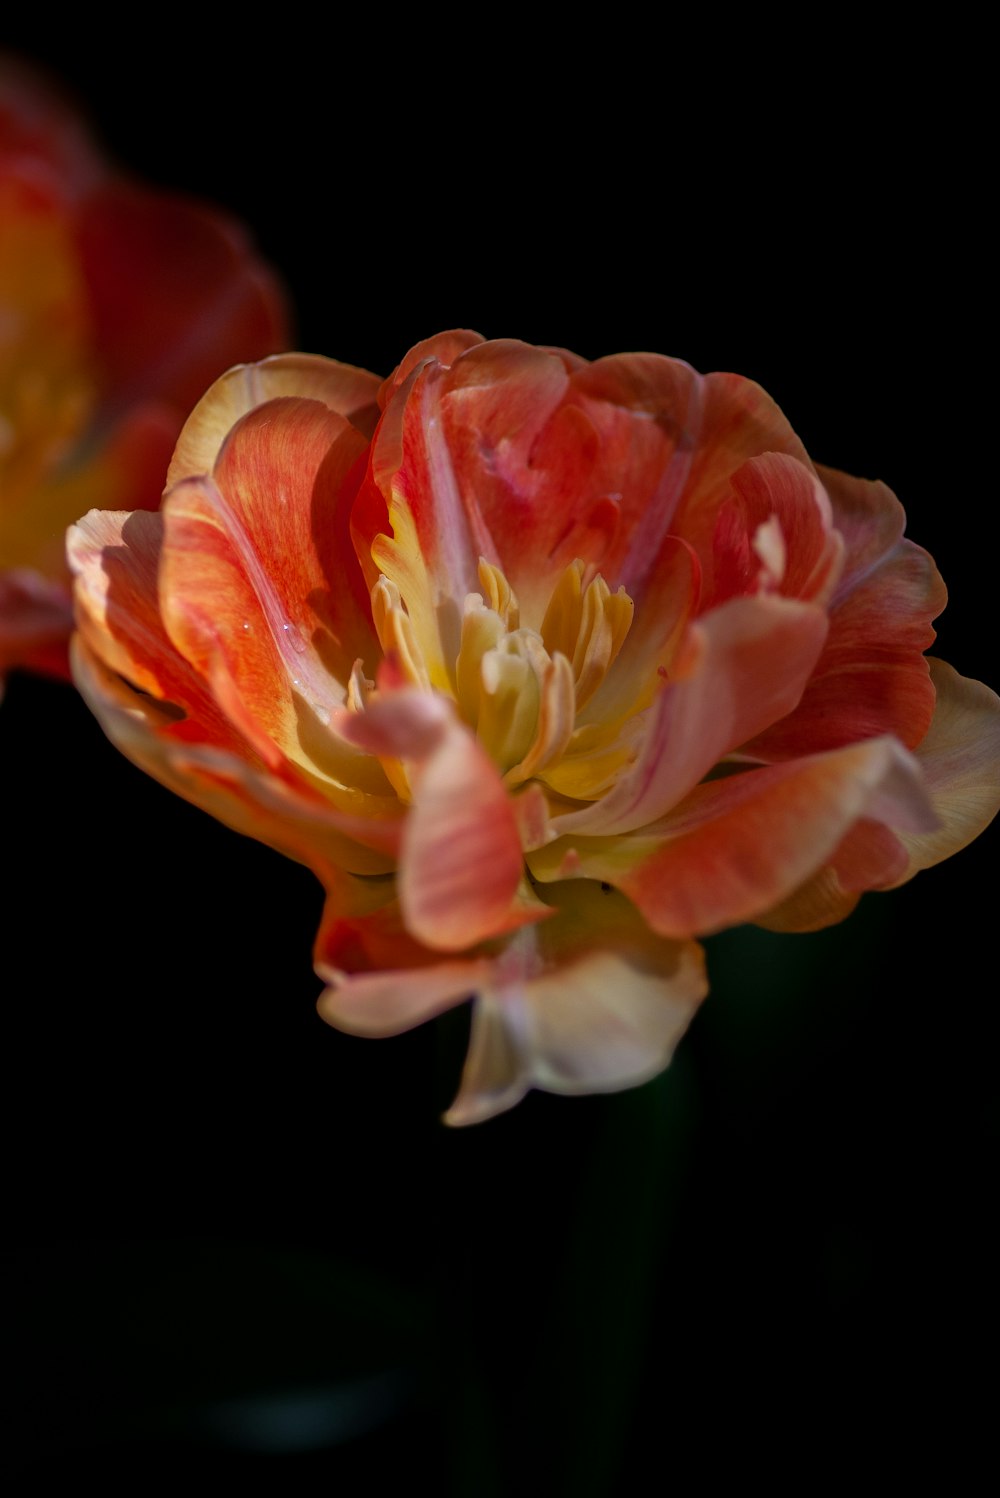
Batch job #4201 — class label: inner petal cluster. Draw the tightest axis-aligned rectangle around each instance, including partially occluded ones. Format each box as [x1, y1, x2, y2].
[365, 555, 637, 800]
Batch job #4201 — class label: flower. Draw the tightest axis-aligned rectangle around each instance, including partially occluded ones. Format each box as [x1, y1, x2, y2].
[68, 331, 1000, 1124]
[0, 57, 288, 691]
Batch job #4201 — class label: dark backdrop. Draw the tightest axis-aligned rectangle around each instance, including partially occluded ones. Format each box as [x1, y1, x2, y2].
[5, 33, 996, 1490]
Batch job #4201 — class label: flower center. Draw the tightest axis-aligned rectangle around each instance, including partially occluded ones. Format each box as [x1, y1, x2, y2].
[370, 557, 634, 788]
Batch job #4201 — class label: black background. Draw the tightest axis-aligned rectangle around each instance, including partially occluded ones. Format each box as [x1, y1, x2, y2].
[5, 32, 996, 1490]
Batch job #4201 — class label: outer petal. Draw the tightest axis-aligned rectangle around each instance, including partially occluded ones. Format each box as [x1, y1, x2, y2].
[160, 397, 379, 734]
[445, 883, 708, 1126]
[71, 635, 400, 877]
[166, 353, 383, 486]
[553, 595, 829, 836]
[889, 658, 1000, 882]
[70, 510, 402, 860]
[532, 736, 937, 938]
[744, 466, 946, 759]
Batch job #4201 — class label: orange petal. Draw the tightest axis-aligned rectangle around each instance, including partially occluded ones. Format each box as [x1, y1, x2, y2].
[71, 634, 400, 876]
[68, 507, 234, 727]
[167, 352, 383, 487]
[159, 396, 378, 749]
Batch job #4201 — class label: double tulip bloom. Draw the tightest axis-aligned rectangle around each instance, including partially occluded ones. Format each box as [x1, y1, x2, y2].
[0, 59, 287, 690]
[68, 331, 1000, 1123]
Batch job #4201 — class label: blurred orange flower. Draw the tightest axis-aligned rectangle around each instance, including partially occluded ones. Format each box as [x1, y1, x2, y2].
[0, 58, 288, 689]
[69, 332, 1000, 1123]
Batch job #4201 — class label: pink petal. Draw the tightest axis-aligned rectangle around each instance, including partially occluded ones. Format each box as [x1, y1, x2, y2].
[709, 453, 843, 606]
[554, 595, 829, 837]
[334, 689, 526, 951]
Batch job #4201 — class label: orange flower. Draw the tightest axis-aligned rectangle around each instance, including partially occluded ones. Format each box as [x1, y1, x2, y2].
[68, 332, 1000, 1124]
[0, 58, 288, 689]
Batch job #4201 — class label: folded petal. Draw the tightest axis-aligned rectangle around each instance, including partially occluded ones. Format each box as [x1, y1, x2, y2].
[709, 453, 844, 607]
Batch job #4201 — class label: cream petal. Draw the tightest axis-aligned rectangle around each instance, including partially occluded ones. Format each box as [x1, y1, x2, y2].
[890, 658, 1000, 882]
[444, 883, 707, 1126]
